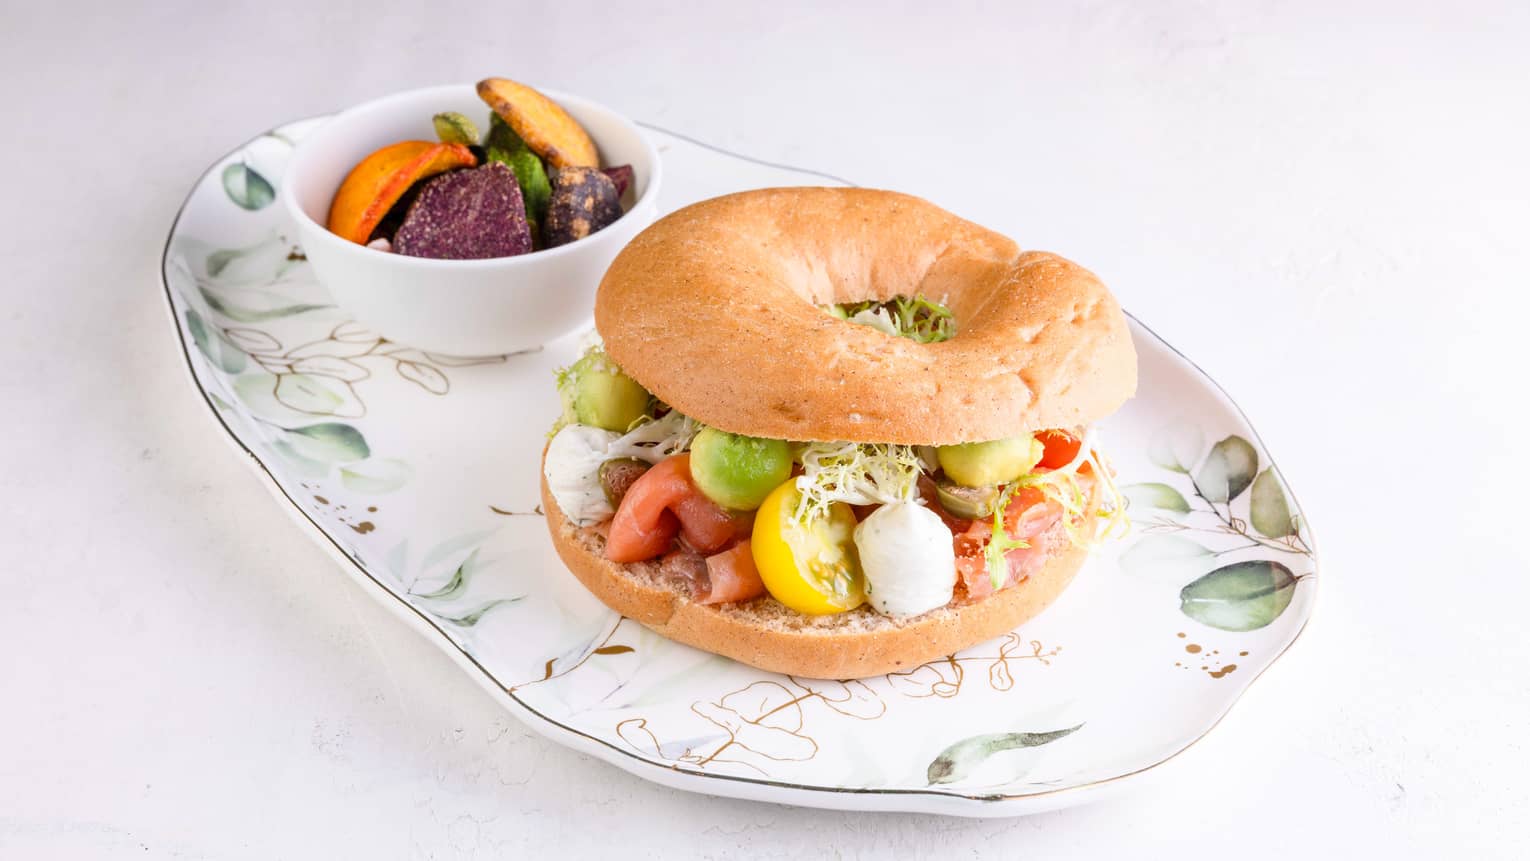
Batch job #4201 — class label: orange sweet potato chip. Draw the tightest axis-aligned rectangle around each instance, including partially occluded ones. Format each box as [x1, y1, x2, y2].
[476, 77, 598, 169]
[326, 141, 477, 244]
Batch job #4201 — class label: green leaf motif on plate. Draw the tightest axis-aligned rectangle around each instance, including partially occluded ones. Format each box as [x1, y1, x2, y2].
[222, 162, 276, 211]
[185, 309, 246, 374]
[413, 547, 476, 600]
[281, 423, 370, 464]
[419, 530, 499, 573]
[1249, 468, 1296, 538]
[273, 373, 350, 416]
[1119, 534, 1212, 577]
[198, 233, 303, 284]
[205, 247, 243, 278]
[269, 439, 331, 479]
[199, 286, 328, 323]
[1179, 560, 1298, 632]
[1193, 435, 1258, 503]
[435, 596, 523, 627]
[1122, 482, 1191, 515]
[1147, 423, 1204, 473]
[927, 724, 1083, 785]
[339, 457, 412, 494]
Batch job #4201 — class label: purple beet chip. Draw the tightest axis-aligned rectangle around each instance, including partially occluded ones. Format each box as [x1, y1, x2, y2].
[394, 163, 533, 259]
[601, 164, 634, 198]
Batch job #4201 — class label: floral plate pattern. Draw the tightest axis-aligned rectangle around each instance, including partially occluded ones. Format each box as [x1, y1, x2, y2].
[161, 117, 1317, 817]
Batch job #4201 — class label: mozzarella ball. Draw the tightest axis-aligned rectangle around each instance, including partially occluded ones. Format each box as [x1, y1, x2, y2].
[853, 502, 957, 617]
[543, 424, 620, 526]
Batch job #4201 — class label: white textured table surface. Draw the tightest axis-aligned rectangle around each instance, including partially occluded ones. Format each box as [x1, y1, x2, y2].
[4, 2, 1528, 857]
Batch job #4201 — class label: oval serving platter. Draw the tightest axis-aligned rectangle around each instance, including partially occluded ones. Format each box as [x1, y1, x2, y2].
[161, 116, 1317, 817]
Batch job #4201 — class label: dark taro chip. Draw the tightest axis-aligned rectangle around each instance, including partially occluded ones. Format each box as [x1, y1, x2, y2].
[601, 164, 634, 198]
[543, 166, 622, 248]
[393, 163, 533, 259]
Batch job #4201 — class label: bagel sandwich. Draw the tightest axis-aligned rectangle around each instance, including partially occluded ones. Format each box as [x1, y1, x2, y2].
[541, 188, 1136, 679]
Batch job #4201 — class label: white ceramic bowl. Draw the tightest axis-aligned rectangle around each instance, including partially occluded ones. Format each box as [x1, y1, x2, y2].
[283, 84, 661, 357]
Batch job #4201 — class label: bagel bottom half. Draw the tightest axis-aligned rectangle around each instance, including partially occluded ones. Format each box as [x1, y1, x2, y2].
[540, 474, 1088, 679]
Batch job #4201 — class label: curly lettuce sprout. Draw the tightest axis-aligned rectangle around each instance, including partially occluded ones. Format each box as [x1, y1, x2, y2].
[984, 428, 1131, 588]
[793, 442, 925, 523]
[983, 483, 1030, 589]
[605, 409, 699, 464]
[1020, 428, 1130, 545]
[828, 295, 956, 344]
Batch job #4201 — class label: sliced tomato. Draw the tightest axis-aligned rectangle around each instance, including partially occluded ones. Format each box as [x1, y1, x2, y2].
[699, 540, 767, 605]
[1035, 429, 1083, 470]
[606, 454, 749, 563]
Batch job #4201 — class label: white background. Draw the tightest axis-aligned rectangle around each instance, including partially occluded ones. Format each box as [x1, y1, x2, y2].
[4, 1, 1528, 857]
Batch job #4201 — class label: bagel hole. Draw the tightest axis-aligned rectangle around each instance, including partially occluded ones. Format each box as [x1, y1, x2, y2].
[818, 293, 958, 345]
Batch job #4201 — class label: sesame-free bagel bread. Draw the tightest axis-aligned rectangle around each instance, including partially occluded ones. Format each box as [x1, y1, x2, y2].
[541, 471, 1087, 679]
[596, 187, 1137, 445]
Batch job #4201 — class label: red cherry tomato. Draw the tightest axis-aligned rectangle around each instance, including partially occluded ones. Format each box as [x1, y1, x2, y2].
[1036, 430, 1083, 470]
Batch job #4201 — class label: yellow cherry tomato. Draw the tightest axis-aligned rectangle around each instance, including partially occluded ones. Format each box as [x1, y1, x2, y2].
[751, 479, 865, 615]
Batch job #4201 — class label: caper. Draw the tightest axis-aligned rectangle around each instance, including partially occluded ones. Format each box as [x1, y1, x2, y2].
[934, 475, 1004, 519]
[936, 436, 1044, 488]
[598, 458, 650, 508]
[561, 353, 650, 431]
[690, 427, 793, 511]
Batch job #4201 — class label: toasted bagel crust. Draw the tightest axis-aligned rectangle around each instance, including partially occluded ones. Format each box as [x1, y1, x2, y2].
[595, 188, 1137, 445]
[541, 473, 1086, 679]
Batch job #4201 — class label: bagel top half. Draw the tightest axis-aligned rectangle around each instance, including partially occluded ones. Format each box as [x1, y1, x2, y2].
[595, 188, 1136, 445]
